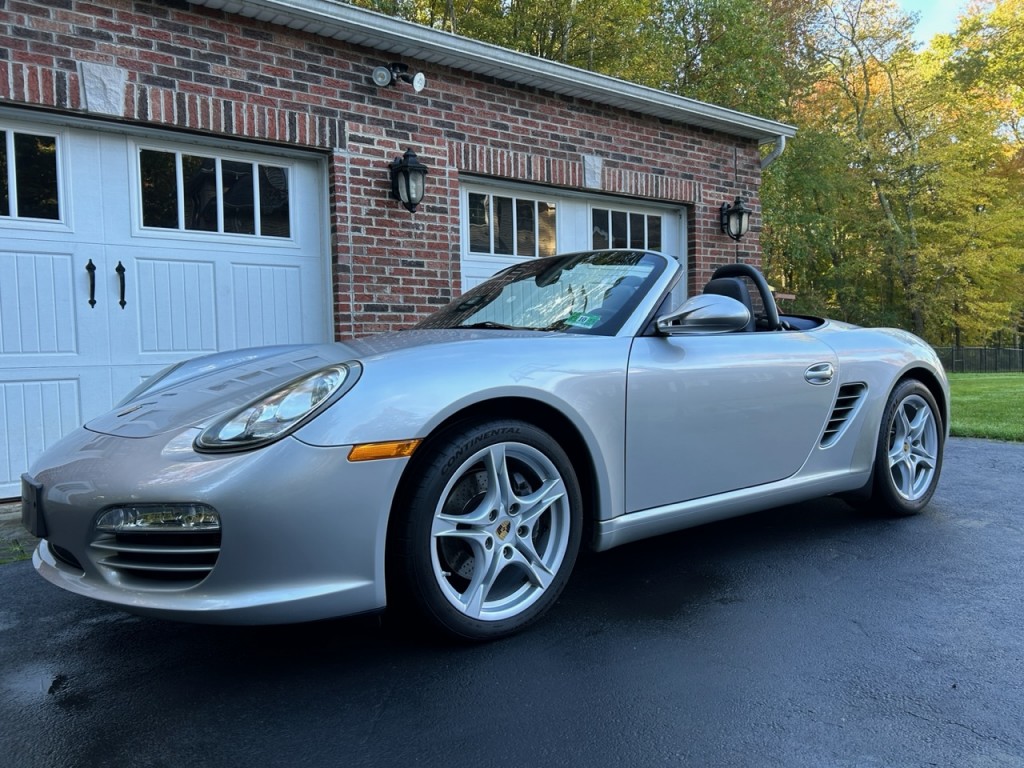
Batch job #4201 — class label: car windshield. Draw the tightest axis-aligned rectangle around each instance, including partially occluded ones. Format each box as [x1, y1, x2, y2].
[417, 250, 666, 335]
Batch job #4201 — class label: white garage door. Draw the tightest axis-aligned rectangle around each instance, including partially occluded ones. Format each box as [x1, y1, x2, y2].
[460, 181, 685, 290]
[0, 117, 330, 498]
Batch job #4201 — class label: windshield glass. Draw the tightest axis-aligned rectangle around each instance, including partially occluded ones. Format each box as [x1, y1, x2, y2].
[417, 250, 666, 335]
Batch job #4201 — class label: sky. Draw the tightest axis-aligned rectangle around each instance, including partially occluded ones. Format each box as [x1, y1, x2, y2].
[896, 0, 965, 45]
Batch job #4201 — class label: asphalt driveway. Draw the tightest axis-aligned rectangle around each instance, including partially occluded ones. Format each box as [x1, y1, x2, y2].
[1, 437, 1022, 767]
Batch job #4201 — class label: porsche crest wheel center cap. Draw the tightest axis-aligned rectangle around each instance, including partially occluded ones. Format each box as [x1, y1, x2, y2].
[496, 520, 511, 540]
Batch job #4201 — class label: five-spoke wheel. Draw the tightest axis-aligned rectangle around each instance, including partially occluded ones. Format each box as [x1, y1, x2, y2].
[391, 420, 582, 640]
[873, 380, 944, 515]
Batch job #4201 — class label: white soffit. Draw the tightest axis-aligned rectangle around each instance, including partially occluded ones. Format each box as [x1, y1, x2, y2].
[193, 0, 796, 143]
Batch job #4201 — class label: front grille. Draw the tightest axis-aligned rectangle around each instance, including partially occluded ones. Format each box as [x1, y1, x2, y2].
[821, 383, 867, 447]
[90, 530, 221, 584]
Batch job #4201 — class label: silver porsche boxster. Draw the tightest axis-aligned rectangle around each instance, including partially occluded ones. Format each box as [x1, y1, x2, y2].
[22, 249, 948, 640]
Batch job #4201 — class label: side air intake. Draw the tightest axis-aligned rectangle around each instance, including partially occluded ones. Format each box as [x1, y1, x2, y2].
[821, 383, 867, 447]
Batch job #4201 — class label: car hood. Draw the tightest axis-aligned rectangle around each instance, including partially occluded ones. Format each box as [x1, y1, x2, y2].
[83, 330, 564, 438]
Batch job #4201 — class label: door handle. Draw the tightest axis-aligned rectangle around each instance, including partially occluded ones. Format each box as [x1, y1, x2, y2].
[85, 259, 97, 308]
[115, 261, 126, 309]
[805, 362, 835, 385]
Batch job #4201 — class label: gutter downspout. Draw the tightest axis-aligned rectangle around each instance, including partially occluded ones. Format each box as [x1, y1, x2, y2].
[760, 134, 787, 169]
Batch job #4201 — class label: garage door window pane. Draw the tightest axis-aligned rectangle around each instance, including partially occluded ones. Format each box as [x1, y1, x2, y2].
[647, 215, 662, 251]
[538, 202, 556, 257]
[493, 196, 514, 255]
[516, 199, 536, 256]
[183, 154, 217, 232]
[259, 165, 290, 238]
[222, 160, 255, 235]
[13, 133, 59, 220]
[630, 213, 645, 249]
[592, 209, 609, 249]
[611, 211, 628, 248]
[468, 193, 491, 253]
[141, 149, 179, 229]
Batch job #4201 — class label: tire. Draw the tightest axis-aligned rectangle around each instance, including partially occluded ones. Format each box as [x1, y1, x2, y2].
[871, 379, 943, 516]
[390, 419, 582, 641]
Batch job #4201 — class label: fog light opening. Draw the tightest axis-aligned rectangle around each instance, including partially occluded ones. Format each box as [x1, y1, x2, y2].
[96, 503, 221, 533]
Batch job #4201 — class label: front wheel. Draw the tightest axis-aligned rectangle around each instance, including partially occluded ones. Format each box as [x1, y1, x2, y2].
[390, 420, 583, 640]
[871, 379, 944, 516]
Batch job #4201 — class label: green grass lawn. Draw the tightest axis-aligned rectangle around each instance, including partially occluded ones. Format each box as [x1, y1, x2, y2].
[0, 539, 29, 566]
[947, 373, 1024, 442]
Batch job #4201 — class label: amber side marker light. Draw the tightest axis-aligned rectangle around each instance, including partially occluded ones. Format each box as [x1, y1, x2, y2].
[348, 439, 422, 462]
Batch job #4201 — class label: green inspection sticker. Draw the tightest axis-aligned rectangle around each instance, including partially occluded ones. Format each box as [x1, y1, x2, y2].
[564, 312, 600, 329]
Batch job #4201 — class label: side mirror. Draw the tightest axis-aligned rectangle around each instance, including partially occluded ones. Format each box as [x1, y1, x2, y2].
[656, 294, 751, 335]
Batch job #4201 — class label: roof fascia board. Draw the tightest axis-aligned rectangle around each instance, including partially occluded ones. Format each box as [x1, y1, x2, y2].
[192, 0, 796, 142]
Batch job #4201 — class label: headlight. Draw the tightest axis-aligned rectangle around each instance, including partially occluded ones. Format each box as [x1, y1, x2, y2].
[195, 364, 356, 452]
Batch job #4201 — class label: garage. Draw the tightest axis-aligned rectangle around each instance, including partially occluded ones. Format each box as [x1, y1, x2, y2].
[0, 114, 331, 497]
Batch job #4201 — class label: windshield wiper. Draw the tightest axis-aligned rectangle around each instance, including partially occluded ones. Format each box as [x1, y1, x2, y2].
[456, 321, 564, 331]
[456, 321, 523, 330]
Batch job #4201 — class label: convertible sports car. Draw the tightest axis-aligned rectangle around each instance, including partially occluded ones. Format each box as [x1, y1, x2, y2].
[22, 249, 947, 640]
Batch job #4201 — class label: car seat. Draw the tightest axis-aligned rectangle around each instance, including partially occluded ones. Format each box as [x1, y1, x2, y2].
[702, 277, 756, 332]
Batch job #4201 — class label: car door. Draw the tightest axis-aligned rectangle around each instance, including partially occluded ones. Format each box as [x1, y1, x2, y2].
[624, 331, 839, 512]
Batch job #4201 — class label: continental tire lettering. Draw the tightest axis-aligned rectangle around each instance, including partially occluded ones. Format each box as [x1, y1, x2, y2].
[441, 426, 522, 475]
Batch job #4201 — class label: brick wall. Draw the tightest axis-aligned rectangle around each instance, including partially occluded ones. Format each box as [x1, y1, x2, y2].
[0, 0, 763, 338]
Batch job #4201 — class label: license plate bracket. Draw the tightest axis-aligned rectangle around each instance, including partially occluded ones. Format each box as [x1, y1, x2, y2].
[21, 475, 47, 539]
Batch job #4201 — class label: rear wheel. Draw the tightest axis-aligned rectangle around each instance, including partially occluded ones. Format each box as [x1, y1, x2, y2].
[871, 379, 943, 516]
[391, 420, 582, 640]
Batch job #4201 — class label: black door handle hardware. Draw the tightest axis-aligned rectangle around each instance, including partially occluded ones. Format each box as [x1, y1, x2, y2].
[86, 260, 97, 308]
[116, 261, 126, 309]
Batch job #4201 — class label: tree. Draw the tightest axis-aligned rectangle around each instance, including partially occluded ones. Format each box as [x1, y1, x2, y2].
[764, 0, 1024, 344]
[349, 0, 665, 77]
[933, 0, 1024, 343]
[641, 0, 814, 118]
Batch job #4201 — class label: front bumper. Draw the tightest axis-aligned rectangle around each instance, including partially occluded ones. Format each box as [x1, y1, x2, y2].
[28, 427, 408, 624]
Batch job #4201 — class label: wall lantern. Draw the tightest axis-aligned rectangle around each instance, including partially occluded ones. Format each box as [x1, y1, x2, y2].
[388, 149, 429, 213]
[720, 197, 753, 241]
